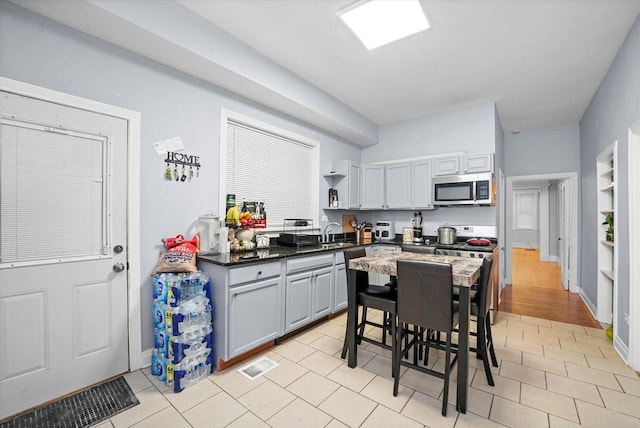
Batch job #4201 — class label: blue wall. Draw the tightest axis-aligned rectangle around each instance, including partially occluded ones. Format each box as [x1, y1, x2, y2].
[0, 1, 361, 351]
[580, 16, 640, 347]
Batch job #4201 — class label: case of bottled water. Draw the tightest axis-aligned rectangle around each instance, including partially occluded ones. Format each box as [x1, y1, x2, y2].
[151, 271, 213, 392]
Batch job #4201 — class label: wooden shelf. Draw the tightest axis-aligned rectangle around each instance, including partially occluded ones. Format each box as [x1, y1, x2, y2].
[323, 172, 345, 179]
[602, 270, 614, 281]
[601, 240, 615, 248]
[600, 182, 615, 192]
[600, 167, 614, 178]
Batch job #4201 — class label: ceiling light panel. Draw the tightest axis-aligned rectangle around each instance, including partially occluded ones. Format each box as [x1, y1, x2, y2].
[339, 0, 431, 50]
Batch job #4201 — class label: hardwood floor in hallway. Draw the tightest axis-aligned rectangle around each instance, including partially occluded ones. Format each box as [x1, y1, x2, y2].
[500, 248, 602, 329]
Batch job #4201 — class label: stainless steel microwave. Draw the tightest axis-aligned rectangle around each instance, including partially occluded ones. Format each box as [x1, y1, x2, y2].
[432, 173, 495, 206]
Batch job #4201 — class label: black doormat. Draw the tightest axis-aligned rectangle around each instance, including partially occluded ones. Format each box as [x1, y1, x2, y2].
[0, 376, 139, 428]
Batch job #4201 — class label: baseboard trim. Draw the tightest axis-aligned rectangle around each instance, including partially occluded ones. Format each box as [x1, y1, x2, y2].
[579, 288, 598, 320]
[614, 335, 630, 365]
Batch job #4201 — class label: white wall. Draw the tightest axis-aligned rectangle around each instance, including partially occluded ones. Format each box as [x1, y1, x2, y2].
[580, 15, 640, 347]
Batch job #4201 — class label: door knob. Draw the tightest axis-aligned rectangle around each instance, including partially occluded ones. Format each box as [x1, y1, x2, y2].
[113, 263, 126, 273]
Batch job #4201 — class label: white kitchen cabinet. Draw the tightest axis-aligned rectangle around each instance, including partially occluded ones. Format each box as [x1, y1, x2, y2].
[333, 252, 347, 311]
[463, 153, 493, 174]
[312, 266, 333, 318]
[285, 254, 334, 333]
[285, 272, 313, 332]
[200, 260, 283, 364]
[384, 162, 412, 209]
[326, 160, 360, 209]
[433, 156, 461, 176]
[229, 276, 280, 358]
[348, 162, 361, 209]
[361, 164, 385, 209]
[411, 159, 433, 209]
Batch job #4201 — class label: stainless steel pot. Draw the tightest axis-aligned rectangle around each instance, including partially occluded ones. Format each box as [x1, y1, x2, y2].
[438, 226, 457, 245]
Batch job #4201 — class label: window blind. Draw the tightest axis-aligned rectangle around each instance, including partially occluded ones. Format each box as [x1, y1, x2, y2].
[226, 120, 317, 228]
[514, 189, 538, 231]
[1, 122, 106, 264]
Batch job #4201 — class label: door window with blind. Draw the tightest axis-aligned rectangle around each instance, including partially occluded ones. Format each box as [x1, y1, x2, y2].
[222, 112, 319, 229]
[1, 119, 108, 266]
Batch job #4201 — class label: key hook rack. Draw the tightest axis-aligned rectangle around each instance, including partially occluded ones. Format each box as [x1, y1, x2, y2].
[164, 151, 201, 182]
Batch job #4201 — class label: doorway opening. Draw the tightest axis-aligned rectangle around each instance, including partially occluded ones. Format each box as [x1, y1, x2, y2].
[501, 173, 597, 327]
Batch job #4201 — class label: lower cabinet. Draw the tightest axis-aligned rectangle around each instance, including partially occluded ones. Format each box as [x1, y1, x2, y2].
[285, 254, 334, 333]
[333, 251, 347, 311]
[199, 260, 283, 365]
[200, 252, 343, 368]
[229, 277, 280, 357]
[285, 272, 313, 332]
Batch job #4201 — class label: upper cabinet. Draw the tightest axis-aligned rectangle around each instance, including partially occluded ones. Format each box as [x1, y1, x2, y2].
[325, 152, 492, 211]
[361, 164, 385, 209]
[433, 153, 494, 176]
[384, 162, 412, 209]
[433, 156, 461, 176]
[463, 153, 494, 174]
[411, 159, 433, 209]
[347, 162, 361, 209]
[324, 160, 360, 209]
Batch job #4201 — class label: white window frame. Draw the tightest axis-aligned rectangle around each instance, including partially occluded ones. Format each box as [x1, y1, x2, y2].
[0, 119, 110, 268]
[513, 188, 539, 231]
[219, 109, 319, 232]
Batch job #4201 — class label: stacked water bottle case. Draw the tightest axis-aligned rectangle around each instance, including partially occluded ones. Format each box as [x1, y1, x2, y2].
[151, 272, 213, 393]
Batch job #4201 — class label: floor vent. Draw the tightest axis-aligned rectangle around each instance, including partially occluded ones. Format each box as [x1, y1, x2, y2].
[0, 376, 139, 428]
[237, 357, 279, 380]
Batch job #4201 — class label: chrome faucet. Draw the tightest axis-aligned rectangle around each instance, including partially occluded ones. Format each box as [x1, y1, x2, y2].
[322, 222, 341, 243]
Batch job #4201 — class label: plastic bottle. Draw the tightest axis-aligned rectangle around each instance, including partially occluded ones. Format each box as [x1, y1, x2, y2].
[151, 348, 160, 376]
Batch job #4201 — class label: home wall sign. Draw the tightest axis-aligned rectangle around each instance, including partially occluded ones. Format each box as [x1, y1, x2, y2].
[164, 151, 201, 182]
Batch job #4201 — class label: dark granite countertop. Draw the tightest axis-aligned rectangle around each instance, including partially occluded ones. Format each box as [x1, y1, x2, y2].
[197, 239, 412, 267]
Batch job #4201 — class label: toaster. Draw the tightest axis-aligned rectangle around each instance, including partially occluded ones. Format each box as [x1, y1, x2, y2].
[374, 220, 394, 242]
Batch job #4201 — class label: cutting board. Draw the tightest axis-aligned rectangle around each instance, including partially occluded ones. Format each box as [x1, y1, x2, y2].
[342, 214, 356, 232]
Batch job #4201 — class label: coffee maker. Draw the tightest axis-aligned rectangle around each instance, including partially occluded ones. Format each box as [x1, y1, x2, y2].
[412, 211, 423, 243]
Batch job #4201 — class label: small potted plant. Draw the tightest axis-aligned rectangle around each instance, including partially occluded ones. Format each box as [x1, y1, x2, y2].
[602, 213, 614, 242]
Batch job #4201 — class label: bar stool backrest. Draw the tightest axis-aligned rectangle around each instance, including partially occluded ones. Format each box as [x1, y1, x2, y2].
[397, 260, 454, 333]
[344, 248, 369, 292]
[474, 257, 494, 316]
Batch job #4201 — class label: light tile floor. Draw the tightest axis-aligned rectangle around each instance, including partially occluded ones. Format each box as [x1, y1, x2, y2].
[100, 310, 640, 427]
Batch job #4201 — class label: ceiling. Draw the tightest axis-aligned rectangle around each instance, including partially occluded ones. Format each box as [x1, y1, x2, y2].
[178, 0, 640, 133]
[11, 0, 640, 140]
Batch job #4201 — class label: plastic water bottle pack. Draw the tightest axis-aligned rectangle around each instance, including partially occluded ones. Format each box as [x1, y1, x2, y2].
[166, 295, 213, 336]
[153, 272, 210, 307]
[169, 325, 213, 364]
[167, 348, 213, 393]
[151, 270, 213, 391]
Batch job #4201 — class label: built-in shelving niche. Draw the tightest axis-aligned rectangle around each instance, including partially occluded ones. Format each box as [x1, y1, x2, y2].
[596, 142, 618, 329]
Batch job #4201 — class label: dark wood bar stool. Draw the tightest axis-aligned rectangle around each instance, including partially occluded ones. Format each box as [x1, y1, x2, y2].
[393, 260, 458, 416]
[340, 248, 398, 376]
[454, 256, 498, 385]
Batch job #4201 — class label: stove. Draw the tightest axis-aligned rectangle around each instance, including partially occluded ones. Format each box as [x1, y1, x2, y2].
[433, 225, 497, 258]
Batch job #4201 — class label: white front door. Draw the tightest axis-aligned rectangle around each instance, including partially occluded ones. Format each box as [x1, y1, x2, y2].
[558, 180, 569, 290]
[0, 91, 129, 419]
